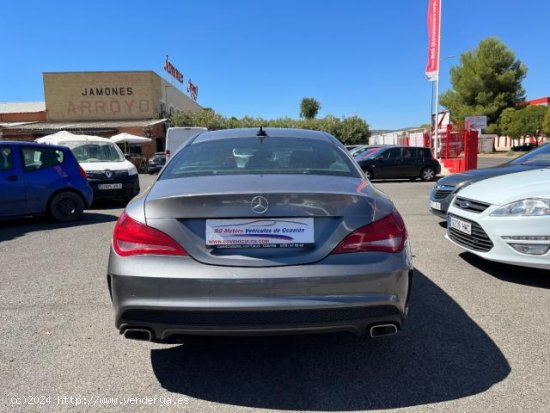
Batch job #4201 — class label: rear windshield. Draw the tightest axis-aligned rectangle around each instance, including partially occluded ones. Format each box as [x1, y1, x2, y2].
[65, 141, 125, 163]
[160, 137, 360, 179]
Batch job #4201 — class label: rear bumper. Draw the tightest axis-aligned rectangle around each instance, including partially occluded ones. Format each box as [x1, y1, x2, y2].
[117, 305, 404, 337]
[108, 248, 413, 339]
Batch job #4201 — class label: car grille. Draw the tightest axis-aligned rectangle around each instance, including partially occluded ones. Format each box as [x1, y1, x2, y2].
[453, 197, 490, 213]
[433, 188, 454, 200]
[86, 170, 129, 179]
[448, 214, 493, 252]
[122, 306, 401, 327]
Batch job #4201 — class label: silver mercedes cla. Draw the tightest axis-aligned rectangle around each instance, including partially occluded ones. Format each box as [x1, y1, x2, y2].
[107, 128, 413, 342]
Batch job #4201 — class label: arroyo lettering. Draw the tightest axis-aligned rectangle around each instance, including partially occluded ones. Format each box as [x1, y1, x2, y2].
[65, 99, 150, 115]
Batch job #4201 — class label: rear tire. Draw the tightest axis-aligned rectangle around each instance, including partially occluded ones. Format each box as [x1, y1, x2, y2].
[364, 168, 373, 180]
[49, 191, 84, 222]
[420, 166, 436, 181]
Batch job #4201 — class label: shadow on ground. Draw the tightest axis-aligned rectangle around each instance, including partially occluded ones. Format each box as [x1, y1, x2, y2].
[460, 252, 550, 289]
[150, 270, 510, 410]
[0, 212, 117, 243]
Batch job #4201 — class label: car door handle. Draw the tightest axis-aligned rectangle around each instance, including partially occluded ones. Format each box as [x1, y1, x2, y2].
[6, 175, 18, 182]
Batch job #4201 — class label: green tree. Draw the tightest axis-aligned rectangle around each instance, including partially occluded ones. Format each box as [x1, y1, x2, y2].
[497, 107, 516, 136]
[440, 37, 527, 127]
[170, 109, 369, 143]
[498, 105, 547, 140]
[300, 97, 321, 119]
[543, 107, 550, 136]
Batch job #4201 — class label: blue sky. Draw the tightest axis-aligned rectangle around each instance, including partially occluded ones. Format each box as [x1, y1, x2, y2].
[1, 0, 548, 129]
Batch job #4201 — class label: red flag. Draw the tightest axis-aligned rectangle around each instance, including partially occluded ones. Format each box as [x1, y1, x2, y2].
[425, 0, 441, 81]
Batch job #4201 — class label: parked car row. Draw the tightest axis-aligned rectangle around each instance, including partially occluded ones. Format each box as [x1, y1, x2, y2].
[1, 132, 142, 221]
[37, 132, 140, 203]
[428, 143, 550, 270]
[4, 127, 547, 344]
[429, 143, 550, 217]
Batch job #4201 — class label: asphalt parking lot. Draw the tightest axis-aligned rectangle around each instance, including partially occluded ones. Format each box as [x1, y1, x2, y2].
[1, 160, 549, 412]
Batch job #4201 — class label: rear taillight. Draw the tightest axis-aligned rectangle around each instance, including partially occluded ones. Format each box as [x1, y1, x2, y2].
[78, 165, 87, 179]
[113, 212, 188, 257]
[165, 150, 171, 160]
[332, 210, 407, 254]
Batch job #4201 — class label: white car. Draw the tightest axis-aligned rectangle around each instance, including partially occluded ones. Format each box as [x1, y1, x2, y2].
[446, 168, 550, 270]
[36, 131, 140, 202]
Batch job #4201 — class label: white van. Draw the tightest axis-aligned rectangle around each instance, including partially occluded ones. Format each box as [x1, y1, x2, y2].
[36, 132, 140, 202]
[165, 127, 207, 159]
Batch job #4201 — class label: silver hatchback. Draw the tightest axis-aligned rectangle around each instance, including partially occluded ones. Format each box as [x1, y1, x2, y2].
[107, 128, 413, 341]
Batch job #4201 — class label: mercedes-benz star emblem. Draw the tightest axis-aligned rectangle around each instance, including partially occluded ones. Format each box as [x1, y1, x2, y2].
[251, 195, 269, 214]
[104, 169, 113, 179]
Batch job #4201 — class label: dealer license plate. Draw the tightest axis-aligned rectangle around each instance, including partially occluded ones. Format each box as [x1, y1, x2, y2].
[449, 216, 471, 235]
[206, 218, 314, 248]
[98, 183, 122, 190]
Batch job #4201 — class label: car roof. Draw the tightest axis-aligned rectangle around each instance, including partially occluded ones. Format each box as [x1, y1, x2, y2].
[1, 140, 69, 151]
[37, 136, 112, 144]
[192, 128, 338, 144]
[376, 146, 430, 150]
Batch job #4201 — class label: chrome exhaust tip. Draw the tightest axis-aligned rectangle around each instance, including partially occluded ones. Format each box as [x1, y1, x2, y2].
[369, 323, 398, 338]
[123, 328, 152, 341]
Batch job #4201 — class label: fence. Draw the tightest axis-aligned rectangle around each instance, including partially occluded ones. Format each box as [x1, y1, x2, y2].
[436, 124, 478, 173]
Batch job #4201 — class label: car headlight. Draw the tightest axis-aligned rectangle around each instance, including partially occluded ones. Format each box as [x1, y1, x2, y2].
[490, 198, 550, 217]
[128, 165, 138, 176]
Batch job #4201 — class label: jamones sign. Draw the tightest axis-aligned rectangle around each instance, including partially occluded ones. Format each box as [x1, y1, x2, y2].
[164, 56, 184, 84]
[187, 79, 199, 101]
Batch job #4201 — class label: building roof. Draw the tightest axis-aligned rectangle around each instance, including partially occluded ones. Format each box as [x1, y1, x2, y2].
[526, 97, 550, 106]
[0, 102, 46, 114]
[1, 119, 167, 135]
[0, 122, 38, 128]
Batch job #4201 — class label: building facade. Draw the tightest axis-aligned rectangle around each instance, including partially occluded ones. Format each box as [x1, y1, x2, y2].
[43, 71, 201, 122]
[1, 70, 203, 159]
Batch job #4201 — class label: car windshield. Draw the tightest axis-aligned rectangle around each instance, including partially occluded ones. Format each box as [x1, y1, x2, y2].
[509, 144, 550, 166]
[161, 137, 360, 179]
[364, 147, 387, 160]
[355, 147, 380, 161]
[66, 141, 125, 163]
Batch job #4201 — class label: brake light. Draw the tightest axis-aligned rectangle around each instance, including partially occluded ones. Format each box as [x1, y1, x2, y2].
[332, 210, 407, 254]
[113, 212, 188, 257]
[78, 165, 87, 179]
[165, 149, 171, 160]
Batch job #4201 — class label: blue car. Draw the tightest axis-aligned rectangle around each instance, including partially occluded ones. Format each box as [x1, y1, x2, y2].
[0, 141, 93, 221]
